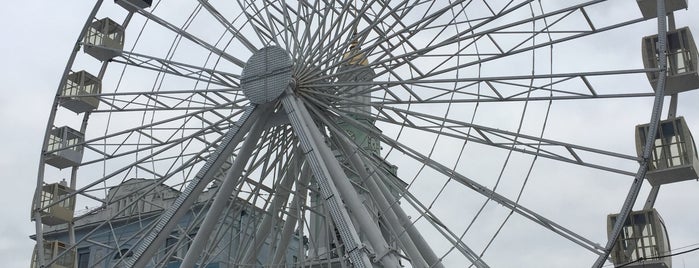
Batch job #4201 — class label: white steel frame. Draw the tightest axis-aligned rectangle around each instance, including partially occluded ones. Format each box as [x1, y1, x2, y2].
[31, 1, 690, 267]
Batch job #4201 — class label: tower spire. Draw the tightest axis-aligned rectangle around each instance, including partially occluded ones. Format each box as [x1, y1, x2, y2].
[343, 0, 368, 65]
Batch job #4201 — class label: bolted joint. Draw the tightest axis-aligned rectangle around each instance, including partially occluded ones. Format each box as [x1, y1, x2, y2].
[372, 245, 400, 264]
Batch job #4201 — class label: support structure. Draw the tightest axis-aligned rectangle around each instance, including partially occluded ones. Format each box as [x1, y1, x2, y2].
[592, 0, 670, 266]
[128, 106, 260, 268]
[177, 106, 271, 268]
[240, 152, 299, 264]
[34, 1, 689, 266]
[282, 91, 377, 267]
[271, 164, 312, 266]
[335, 133, 440, 268]
[31, 2, 106, 267]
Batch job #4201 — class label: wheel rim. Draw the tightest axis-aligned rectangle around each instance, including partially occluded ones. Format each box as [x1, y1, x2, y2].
[31, 1, 699, 267]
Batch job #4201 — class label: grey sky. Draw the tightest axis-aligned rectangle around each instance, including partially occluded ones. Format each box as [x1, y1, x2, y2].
[1, 3, 94, 268]
[2, 1, 699, 268]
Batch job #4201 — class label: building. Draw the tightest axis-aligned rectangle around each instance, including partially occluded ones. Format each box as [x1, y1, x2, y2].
[32, 178, 302, 268]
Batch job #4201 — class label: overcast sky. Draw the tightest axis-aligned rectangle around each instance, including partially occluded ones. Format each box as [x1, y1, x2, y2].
[1, 3, 95, 268]
[1, 1, 698, 268]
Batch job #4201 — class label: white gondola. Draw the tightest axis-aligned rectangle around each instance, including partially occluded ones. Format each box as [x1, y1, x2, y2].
[115, 0, 152, 10]
[59, 70, 101, 113]
[642, 27, 699, 95]
[636, 116, 699, 185]
[31, 241, 75, 268]
[83, 18, 124, 61]
[35, 182, 75, 226]
[608, 209, 671, 268]
[44, 126, 85, 169]
[636, 0, 687, 19]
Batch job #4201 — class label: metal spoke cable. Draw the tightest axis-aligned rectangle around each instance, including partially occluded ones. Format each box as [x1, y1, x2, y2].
[305, 92, 605, 254]
[428, 0, 487, 262]
[198, 0, 259, 53]
[418, 1, 477, 225]
[468, 2, 557, 263]
[614, 246, 699, 268]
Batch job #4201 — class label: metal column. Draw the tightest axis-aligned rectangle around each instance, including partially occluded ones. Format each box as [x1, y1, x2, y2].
[128, 106, 260, 268]
[179, 106, 272, 268]
[282, 91, 377, 268]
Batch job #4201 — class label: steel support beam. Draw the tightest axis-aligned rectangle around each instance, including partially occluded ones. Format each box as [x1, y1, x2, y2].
[241, 153, 299, 264]
[128, 105, 260, 268]
[271, 163, 312, 266]
[178, 106, 272, 268]
[316, 101, 605, 255]
[334, 134, 434, 268]
[282, 91, 377, 267]
[358, 152, 486, 268]
[290, 93, 403, 267]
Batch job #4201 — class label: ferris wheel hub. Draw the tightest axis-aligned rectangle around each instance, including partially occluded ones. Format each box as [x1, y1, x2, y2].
[240, 46, 293, 104]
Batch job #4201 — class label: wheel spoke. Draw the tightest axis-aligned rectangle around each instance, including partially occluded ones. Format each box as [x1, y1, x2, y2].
[104, 48, 242, 88]
[131, 6, 248, 68]
[34, 1, 696, 267]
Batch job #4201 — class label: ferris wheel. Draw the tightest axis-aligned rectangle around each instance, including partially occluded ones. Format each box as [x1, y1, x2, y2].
[31, 0, 699, 267]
